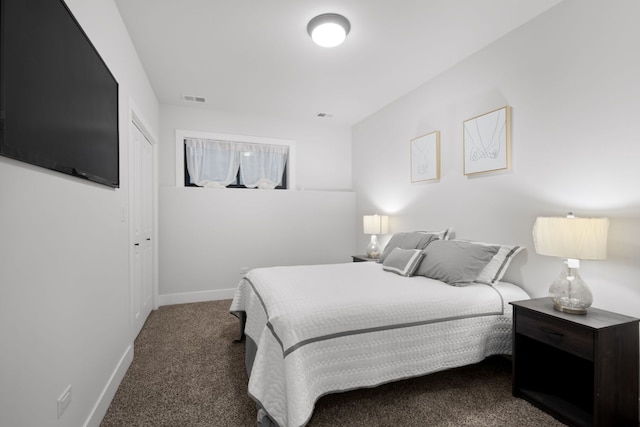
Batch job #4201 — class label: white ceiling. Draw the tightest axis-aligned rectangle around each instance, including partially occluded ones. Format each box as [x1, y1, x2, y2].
[114, 0, 562, 126]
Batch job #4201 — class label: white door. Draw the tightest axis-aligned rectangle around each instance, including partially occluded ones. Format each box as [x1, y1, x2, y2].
[131, 121, 154, 338]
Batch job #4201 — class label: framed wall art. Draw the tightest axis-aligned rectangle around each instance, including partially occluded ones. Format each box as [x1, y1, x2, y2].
[463, 106, 511, 175]
[410, 131, 440, 182]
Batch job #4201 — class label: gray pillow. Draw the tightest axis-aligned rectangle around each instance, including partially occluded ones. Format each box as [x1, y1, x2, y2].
[382, 248, 425, 276]
[379, 232, 440, 262]
[415, 240, 499, 285]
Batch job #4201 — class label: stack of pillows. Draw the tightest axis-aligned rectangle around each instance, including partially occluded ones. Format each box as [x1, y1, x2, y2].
[380, 229, 523, 286]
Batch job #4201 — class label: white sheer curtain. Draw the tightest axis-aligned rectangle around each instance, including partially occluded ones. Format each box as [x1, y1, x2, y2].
[184, 138, 239, 188]
[239, 143, 288, 189]
[184, 138, 288, 189]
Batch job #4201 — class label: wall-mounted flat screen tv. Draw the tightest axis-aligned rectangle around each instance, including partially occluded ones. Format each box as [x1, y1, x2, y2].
[0, 0, 119, 188]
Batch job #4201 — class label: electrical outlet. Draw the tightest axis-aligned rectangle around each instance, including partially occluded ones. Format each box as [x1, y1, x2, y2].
[57, 385, 72, 418]
[239, 267, 250, 275]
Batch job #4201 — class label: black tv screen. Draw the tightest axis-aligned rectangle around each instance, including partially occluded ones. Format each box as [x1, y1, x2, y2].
[0, 0, 119, 187]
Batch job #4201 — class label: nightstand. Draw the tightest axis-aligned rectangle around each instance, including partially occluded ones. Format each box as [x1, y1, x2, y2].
[351, 255, 379, 262]
[511, 297, 639, 427]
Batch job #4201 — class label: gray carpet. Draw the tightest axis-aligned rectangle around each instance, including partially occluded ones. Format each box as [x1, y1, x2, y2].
[101, 300, 565, 427]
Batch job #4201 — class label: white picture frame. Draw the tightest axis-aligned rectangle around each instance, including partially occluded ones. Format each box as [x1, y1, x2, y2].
[410, 131, 440, 182]
[463, 106, 511, 175]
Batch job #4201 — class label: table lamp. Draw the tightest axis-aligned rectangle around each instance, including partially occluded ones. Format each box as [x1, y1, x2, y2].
[532, 213, 609, 314]
[363, 214, 389, 259]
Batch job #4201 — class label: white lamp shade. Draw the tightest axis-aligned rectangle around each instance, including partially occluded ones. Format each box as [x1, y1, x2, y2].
[532, 216, 609, 260]
[363, 214, 389, 235]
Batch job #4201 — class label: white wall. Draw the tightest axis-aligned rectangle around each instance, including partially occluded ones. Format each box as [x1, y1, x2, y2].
[159, 189, 356, 303]
[159, 104, 352, 191]
[158, 105, 355, 303]
[352, 0, 640, 318]
[0, 1, 159, 426]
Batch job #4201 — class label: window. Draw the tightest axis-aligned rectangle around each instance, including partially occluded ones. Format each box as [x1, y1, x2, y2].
[175, 130, 296, 190]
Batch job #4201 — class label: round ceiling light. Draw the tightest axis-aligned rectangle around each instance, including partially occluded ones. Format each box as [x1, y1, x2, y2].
[307, 13, 351, 48]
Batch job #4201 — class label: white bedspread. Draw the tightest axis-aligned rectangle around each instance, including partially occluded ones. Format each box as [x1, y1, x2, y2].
[229, 262, 529, 427]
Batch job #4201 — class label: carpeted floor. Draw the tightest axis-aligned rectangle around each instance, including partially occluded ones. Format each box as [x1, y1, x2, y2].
[101, 300, 565, 427]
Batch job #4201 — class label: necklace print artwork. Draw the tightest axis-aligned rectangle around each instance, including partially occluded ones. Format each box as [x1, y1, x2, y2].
[465, 110, 505, 162]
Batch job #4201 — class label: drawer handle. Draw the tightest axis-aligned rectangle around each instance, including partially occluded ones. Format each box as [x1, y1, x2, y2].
[540, 326, 564, 337]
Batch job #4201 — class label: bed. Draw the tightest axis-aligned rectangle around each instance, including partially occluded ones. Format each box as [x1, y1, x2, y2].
[229, 232, 528, 427]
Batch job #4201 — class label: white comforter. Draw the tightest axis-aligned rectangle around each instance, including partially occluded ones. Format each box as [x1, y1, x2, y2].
[230, 262, 529, 427]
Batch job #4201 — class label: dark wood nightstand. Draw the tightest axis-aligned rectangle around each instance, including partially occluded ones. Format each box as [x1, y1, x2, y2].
[351, 255, 379, 262]
[511, 297, 639, 427]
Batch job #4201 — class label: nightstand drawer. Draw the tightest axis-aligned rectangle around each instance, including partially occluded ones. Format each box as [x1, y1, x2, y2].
[516, 309, 594, 361]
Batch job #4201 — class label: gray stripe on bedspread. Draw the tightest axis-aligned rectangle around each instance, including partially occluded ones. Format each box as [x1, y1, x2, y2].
[284, 309, 503, 357]
[245, 278, 286, 350]
[245, 277, 506, 358]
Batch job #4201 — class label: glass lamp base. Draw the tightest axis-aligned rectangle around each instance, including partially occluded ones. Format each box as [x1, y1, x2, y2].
[366, 235, 381, 259]
[552, 303, 587, 315]
[549, 264, 592, 315]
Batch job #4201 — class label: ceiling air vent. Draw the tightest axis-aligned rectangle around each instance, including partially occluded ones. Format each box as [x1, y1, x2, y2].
[182, 94, 206, 103]
[316, 112, 334, 118]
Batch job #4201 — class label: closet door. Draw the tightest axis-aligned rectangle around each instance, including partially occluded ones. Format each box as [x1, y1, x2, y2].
[131, 121, 154, 339]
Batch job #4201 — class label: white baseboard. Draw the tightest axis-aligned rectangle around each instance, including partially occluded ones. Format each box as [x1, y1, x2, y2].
[83, 344, 134, 427]
[159, 288, 237, 306]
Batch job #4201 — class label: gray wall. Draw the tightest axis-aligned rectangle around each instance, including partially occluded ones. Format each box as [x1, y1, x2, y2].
[352, 0, 640, 318]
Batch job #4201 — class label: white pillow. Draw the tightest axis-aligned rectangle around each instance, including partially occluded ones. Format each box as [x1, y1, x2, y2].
[471, 243, 524, 284]
[382, 248, 425, 277]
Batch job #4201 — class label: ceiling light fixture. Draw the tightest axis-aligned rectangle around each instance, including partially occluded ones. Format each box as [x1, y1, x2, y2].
[307, 13, 350, 48]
